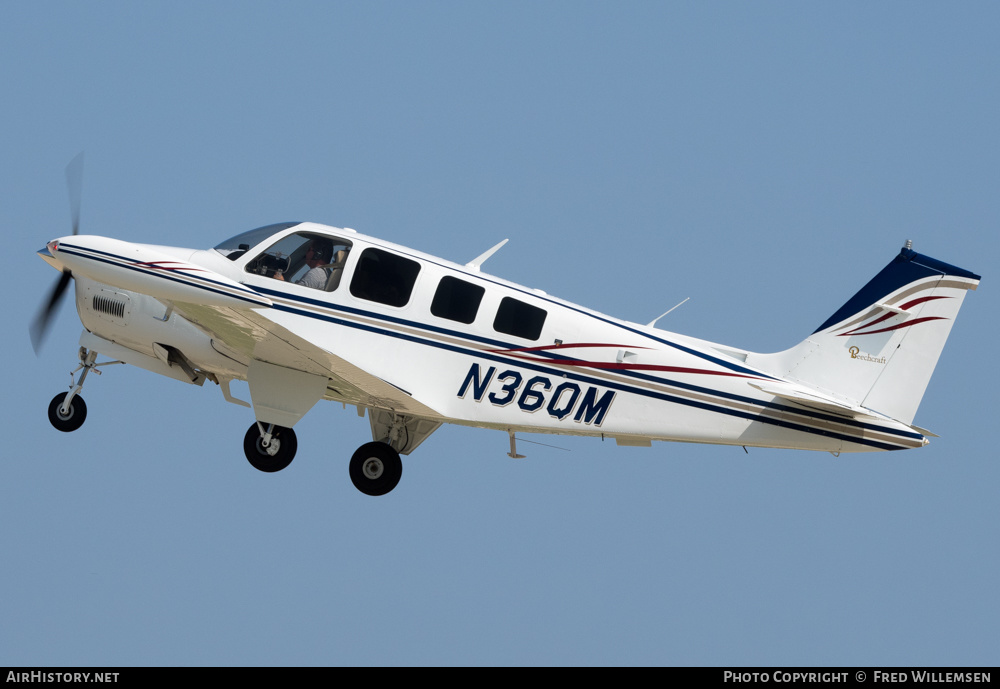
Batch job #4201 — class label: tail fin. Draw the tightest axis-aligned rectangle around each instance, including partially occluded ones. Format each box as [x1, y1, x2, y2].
[751, 243, 980, 425]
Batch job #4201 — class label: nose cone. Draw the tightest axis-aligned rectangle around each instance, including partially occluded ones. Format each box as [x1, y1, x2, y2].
[37, 237, 70, 271]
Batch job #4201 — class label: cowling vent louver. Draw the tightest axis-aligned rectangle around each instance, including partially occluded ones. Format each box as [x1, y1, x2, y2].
[93, 294, 126, 319]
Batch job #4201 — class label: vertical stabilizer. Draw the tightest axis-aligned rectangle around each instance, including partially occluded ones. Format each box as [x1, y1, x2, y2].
[750, 244, 980, 425]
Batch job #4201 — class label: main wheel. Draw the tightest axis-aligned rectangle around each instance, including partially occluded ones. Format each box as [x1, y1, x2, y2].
[48, 393, 87, 432]
[243, 423, 297, 472]
[349, 442, 402, 496]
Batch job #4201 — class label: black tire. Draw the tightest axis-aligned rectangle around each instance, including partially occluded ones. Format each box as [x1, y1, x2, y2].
[349, 442, 402, 496]
[48, 393, 87, 432]
[243, 423, 297, 473]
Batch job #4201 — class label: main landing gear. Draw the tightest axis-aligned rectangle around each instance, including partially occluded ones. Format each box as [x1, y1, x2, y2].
[241, 425, 402, 496]
[46, 347, 120, 433]
[241, 424, 403, 497]
[349, 442, 402, 497]
[243, 422, 297, 473]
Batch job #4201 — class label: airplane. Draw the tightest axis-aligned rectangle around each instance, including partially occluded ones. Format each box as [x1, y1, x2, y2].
[31, 162, 981, 496]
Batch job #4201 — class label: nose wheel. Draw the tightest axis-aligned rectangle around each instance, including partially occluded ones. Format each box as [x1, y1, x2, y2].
[349, 442, 402, 496]
[243, 422, 297, 472]
[47, 392, 87, 432]
[45, 347, 120, 433]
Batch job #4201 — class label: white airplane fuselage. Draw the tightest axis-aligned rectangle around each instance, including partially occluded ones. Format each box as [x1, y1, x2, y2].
[40, 221, 976, 465]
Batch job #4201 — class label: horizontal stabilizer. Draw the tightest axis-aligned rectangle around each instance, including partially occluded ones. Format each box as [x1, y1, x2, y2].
[748, 381, 880, 419]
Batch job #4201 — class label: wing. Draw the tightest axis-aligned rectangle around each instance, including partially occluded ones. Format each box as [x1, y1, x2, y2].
[170, 300, 445, 420]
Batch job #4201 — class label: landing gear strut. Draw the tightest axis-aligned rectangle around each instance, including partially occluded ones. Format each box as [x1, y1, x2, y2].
[243, 422, 297, 472]
[46, 347, 120, 433]
[349, 442, 402, 496]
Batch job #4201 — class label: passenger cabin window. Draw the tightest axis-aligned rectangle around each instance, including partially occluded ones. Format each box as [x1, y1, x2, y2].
[493, 297, 547, 340]
[431, 276, 485, 324]
[350, 248, 421, 307]
[245, 231, 353, 292]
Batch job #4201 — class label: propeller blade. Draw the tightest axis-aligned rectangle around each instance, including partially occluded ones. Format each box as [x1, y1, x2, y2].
[31, 154, 85, 353]
[65, 151, 84, 235]
[29, 270, 73, 355]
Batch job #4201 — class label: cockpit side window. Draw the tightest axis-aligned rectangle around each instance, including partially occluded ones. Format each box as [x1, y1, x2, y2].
[214, 222, 302, 261]
[245, 232, 353, 292]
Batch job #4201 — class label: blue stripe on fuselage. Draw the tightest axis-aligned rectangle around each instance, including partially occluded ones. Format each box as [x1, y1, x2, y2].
[261, 293, 920, 449]
[57, 244, 268, 306]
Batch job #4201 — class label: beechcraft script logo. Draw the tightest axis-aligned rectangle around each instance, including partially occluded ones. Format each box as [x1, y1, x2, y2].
[848, 346, 887, 364]
[457, 363, 615, 426]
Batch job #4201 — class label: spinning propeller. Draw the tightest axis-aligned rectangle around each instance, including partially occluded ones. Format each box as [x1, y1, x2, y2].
[30, 152, 84, 354]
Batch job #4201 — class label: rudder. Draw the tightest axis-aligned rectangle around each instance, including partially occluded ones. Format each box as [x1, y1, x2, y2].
[750, 243, 980, 425]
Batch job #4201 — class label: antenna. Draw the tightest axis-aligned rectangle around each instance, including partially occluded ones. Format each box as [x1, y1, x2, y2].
[647, 297, 689, 328]
[466, 239, 509, 272]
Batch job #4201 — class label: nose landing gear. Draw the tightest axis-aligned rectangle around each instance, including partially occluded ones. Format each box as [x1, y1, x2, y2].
[48, 391, 87, 432]
[46, 347, 121, 433]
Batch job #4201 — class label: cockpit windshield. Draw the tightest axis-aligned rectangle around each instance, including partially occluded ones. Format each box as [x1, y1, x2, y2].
[213, 222, 302, 260]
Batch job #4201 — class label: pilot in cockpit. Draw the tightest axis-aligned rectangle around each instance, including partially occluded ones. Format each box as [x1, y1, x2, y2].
[274, 238, 333, 289]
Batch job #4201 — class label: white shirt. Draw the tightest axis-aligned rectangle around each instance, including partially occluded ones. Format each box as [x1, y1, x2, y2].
[296, 266, 328, 290]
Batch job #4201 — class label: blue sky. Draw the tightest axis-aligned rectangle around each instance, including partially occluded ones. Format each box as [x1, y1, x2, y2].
[1, 2, 997, 666]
